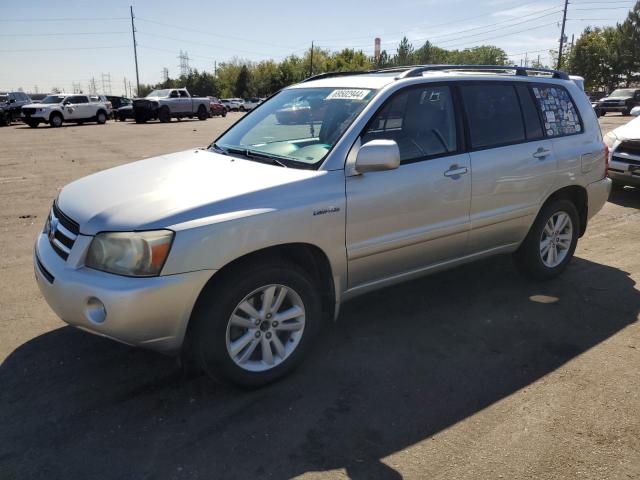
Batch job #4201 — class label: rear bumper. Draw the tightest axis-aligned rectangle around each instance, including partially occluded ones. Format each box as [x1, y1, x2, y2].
[34, 233, 214, 354]
[586, 177, 612, 220]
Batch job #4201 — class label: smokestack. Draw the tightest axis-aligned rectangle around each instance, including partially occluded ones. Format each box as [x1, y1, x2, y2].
[374, 37, 381, 61]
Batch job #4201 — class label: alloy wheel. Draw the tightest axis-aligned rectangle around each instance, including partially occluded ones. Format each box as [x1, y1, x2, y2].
[539, 211, 573, 268]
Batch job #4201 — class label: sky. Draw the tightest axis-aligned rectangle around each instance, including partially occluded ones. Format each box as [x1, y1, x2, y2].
[0, 0, 634, 94]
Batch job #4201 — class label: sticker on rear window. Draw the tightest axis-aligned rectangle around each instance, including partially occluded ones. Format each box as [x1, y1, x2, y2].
[326, 89, 370, 100]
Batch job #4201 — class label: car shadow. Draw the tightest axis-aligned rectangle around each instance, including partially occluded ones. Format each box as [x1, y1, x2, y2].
[1, 256, 638, 479]
[609, 184, 640, 208]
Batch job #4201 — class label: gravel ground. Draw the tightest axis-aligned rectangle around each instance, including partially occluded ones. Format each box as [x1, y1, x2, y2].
[0, 113, 638, 480]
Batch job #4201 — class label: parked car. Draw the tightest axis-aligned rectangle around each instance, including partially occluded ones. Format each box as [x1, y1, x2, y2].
[604, 110, 640, 188]
[133, 88, 209, 123]
[90, 95, 113, 118]
[21, 94, 109, 128]
[28, 93, 49, 104]
[106, 96, 133, 120]
[242, 97, 262, 111]
[221, 98, 244, 111]
[34, 65, 610, 387]
[0, 91, 32, 125]
[208, 96, 227, 117]
[595, 88, 640, 116]
[275, 95, 327, 124]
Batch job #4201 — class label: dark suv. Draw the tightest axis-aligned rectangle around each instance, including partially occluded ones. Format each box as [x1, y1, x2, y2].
[106, 96, 133, 121]
[595, 88, 640, 116]
[0, 91, 32, 126]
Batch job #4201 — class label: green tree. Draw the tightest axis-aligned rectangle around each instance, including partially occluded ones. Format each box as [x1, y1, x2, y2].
[395, 37, 414, 66]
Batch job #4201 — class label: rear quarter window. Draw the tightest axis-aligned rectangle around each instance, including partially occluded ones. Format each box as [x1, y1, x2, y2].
[531, 85, 582, 137]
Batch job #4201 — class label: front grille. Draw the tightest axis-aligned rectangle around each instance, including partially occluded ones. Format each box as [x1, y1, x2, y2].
[615, 141, 640, 157]
[612, 155, 640, 167]
[601, 100, 626, 106]
[47, 202, 79, 261]
[22, 107, 35, 115]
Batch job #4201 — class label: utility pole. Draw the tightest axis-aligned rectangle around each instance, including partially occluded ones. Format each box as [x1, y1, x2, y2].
[309, 41, 314, 77]
[123, 76, 127, 96]
[214, 60, 217, 77]
[130, 6, 140, 97]
[557, 0, 569, 69]
[89, 77, 97, 95]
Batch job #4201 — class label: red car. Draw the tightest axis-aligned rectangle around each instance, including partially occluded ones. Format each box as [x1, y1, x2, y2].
[208, 97, 227, 117]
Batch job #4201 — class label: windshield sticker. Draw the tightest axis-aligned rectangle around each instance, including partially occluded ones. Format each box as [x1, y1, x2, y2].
[326, 89, 371, 101]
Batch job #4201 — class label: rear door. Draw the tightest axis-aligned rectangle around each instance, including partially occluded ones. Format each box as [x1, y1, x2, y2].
[178, 90, 192, 113]
[65, 95, 90, 120]
[345, 83, 471, 289]
[461, 82, 557, 253]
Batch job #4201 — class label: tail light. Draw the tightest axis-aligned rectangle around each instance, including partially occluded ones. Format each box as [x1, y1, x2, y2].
[603, 142, 609, 178]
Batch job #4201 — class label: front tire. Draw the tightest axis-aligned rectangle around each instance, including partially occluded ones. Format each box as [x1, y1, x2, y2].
[49, 113, 63, 128]
[513, 198, 579, 280]
[190, 262, 321, 387]
[158, 107, 171, 123]
[25, 119, 39, 128]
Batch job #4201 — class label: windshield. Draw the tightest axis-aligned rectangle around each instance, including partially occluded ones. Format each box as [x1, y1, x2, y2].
[41, 95, 66, 104]
[214, 87, 377, 168]
[609, 89, 636, 98]
[146, 89, 170, 98]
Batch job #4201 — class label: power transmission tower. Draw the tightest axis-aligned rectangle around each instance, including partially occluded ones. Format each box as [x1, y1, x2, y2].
[162, 67, 169, 83]
[557, 0, 569, 69]
[89, 77, 98, 94]
[178, 50, 190, 77]
[72, 82, 82, 94]
[101, 73, 112, 95]
[130, 6, 140, 97]
[33, 85, 39, 94]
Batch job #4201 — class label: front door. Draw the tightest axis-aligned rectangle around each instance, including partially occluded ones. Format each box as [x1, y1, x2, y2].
[346, 84, 471, 289]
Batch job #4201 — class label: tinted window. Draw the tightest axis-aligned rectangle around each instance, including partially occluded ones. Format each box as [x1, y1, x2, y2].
[68, 95, 88, 104]
[516, 84, 544, 141]
[531, 85, 582, 137]
[461, 84, 524, 149]
[363, 85, 457, 163]
[179, 90, 189, 98]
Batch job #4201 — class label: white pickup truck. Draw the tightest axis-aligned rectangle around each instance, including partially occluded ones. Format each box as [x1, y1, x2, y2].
[133, 88, 210, 123]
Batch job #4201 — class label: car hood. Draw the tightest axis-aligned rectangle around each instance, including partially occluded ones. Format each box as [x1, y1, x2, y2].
[610, 116, 640, 142]
[600, 96, 631, 102]
[57, 149, 324, 235]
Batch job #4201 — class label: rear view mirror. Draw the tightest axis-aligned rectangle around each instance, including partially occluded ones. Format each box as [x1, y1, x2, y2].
[355, 139, 401, 173]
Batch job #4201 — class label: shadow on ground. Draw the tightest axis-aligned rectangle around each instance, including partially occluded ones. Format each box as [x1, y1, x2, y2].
[608, 184, 640, 208]
[1, 256, 638, 479]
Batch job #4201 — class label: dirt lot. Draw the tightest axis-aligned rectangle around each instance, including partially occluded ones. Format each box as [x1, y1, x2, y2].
[1, 113, 639, 480]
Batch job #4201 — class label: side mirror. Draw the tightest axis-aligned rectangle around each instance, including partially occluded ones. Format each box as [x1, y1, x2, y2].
[63, 100, 71, 105]
[355, 139, 400, 174]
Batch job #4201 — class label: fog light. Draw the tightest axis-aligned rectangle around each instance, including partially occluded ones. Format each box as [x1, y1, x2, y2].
[86, 297, 107, 324]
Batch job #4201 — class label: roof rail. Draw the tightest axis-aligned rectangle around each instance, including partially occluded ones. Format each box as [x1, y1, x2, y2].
[300, 70, 371, 83]
[390, 64, 569, 80]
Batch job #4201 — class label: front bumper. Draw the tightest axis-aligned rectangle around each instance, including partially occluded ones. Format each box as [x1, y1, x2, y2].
[597, 105, 629, 113]
[34, 233, 214, 354]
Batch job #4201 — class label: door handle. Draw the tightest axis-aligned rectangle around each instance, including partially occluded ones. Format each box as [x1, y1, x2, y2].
[533, 147, 551, 159]
[443, 165, 468, 178]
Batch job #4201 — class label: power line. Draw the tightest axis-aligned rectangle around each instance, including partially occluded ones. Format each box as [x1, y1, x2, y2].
[0, 17, 127, 22]
[0, 31, 129, 36]
[0, 45, 129, 53]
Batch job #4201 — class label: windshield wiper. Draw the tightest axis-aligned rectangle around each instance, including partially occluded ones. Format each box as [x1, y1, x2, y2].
[221, 146, 289, 168]
[245, 149, 288, 168]
[210, 142, 229, 155]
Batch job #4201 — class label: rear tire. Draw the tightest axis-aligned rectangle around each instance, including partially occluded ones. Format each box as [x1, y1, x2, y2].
[221, 109, 227, 117]
[158, 107, 171, 123]
[190, 261, 321, 387]
[197, 105, 208, 121]
[96, 110, 107, 124]
[513, 198, 579, 280]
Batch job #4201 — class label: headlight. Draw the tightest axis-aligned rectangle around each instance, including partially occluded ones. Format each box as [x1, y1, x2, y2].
[603, 131, 618, 149]
[85, 230, 174, 277]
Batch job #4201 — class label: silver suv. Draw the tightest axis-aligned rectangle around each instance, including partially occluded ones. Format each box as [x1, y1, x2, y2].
[34, 65, 611, 387]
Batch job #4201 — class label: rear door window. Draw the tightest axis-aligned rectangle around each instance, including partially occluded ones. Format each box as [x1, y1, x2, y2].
[68, 95, 88, 104]
[515, 84, 544, 141]
[460, 84, 525, 149]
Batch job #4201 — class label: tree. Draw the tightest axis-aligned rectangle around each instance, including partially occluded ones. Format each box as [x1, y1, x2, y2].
[395, 37, 414, 66]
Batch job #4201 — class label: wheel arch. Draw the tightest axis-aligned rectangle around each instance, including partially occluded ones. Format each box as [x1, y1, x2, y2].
[541, 184, 588, 237]
[49, 110, 63, 122]
[186, 242, 336, 340]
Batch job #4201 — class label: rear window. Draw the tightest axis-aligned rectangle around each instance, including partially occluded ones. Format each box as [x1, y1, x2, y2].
[531, 85, 582, 137]
[461, 84, 525, 149]
[515, 84, 544, 141]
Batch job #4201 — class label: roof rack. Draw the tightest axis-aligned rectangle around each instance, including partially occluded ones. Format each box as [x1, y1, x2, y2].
[299, 64, 570, 84]
[389, 64, 569, 80]
[300, 70, 371, 83]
